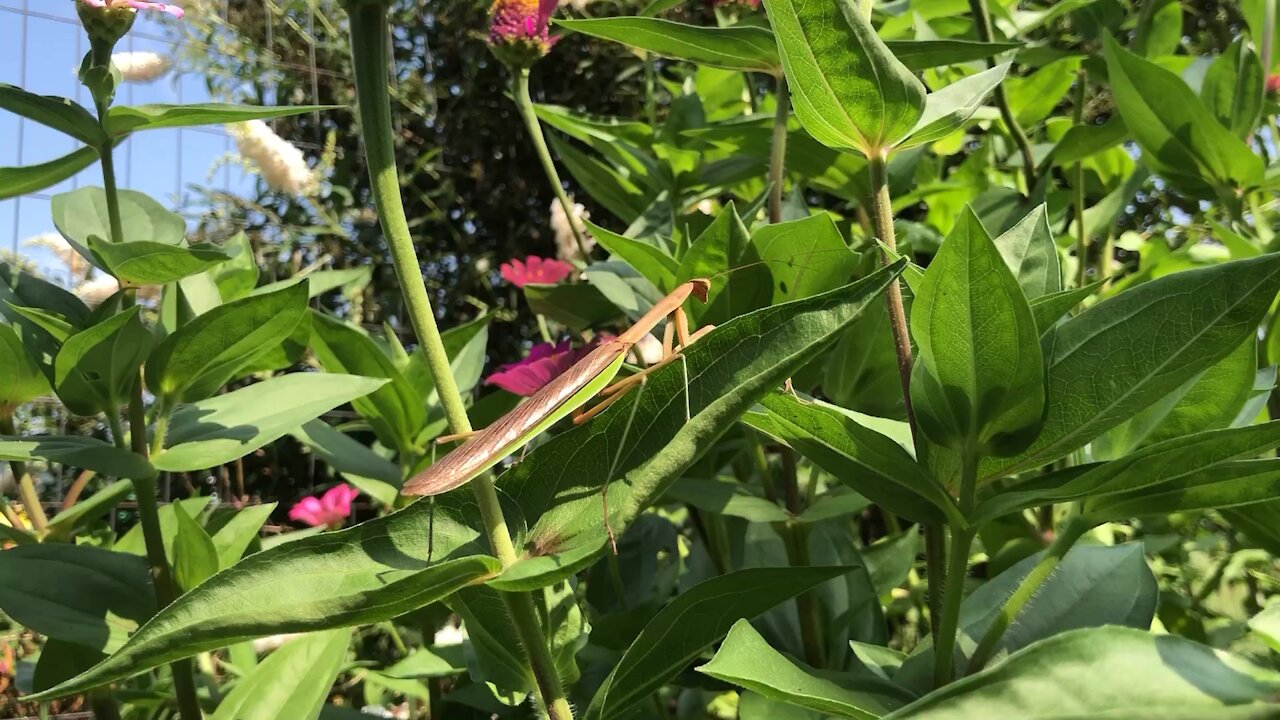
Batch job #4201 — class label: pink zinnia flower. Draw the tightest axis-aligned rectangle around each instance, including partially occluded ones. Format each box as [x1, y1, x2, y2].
[485, 337, 605, 396]
[500, 256, 574, 288]
[1268, 74, 1280, 95]
[488, 0, 558, 67]
[288, 484, 359, 528]
[80, 0, 185, 17]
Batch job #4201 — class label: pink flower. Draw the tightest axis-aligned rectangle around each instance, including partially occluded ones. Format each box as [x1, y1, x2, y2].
[1268, 74, 1280, 95]
[488, 0, 559, 66]
[288, 484, 359, 528]
[485, 337, 605, 396]
[80, 0, 185, 18]
[500, 256, 574, 288]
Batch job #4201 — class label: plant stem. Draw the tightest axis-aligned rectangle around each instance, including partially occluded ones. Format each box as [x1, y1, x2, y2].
[932, 449, 978, 688]
[768, 78, 790, 224]
[1071, 70, 1088, 290]
[643, 52, 657, 127]
[965, 514, 1090, 675]
[150, 409, 170, 458]
[967, 0, 1037, 191]
[513, 68, 592, 262]
[0, 495, 26, 531]
[344, 7, 573, 719]
[780, 447, 826, 668]
[0, 414, 47, 532]
[866, 150, 947, 642]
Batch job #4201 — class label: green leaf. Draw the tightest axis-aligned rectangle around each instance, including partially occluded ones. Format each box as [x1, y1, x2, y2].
[0, 436, 153, 480]
[151, 373, 389, 472]
[1249, 606, 1280, 654]
[744, 393, 957, 525]
[292, 420, 401, 492]
[750, 213, 862, 303]
[899, 64, 1009, 149]
[1028, 283, 1104, 334]
[209, 502, 278, 569]
[1086, 459, 1280, 520]
[53, 306, 153, 416]
[986, 254, 1280, 479]
[52, 187, 186, 259]
[44, 479, 133, 540]
[30, 497, 496, 700]
[1201, 38, 1264, 139]
[700, 620, 912, 719]
[0, 146, 102, 201]
[824, 302, 904, 420]
[1004, 57, 1080, 128]
[0, 84, 105, 145]
[1047, 116, 1129, 168]
[586, 219, 678, 291]
[587, 566, 854, 720]
[886, 628, 1280, 718]
[309, 313, 425, 455]
[104, 103, 334, 137]
[488, 263, 904, 592]
[448, 586, 534, 693]
[0, 322, 50, 408]
[172, 503, 219, 593]
[665, 477, 790, 523]
[115, 496, 213, 560]
[547, 133, 650, 223]
[675, 203, 771, 325]
[212, 232, 260, 301]
[87, 237, 232, 286]
[991, 205, 1061, 300]
[146, 281, 309, 406]
[210, 630, 350, 720]
[556, 18, 782, 74]
[1103, 34, 1263, 196]
[911, 208, 1045, 456]
[975, 421, 1280, 524]
[763, 0, 925, 153]
[523, 282, 623, 332]
[884, 39, 1021, 71]
[0, 544, 155, 654]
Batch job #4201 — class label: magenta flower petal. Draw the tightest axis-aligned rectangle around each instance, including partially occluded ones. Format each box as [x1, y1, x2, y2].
[288, 496, 326, 526]
[500, 255, 574, 288]
[289, 484, 359, 528]
[82, 0, 184, 17]
[484, 337, 606, 397]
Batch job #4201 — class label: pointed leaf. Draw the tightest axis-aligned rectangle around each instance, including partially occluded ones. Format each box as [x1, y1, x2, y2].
[0, 146, 101, 201]
[1201, 39, 1264, 139]
[0, 84, 105, 145]
[209, 630, 350, 720]
[556, 18, 782, 74]
[992, 205, 1061, 300]
[104, 103, 334, 136]
[87, 237, 232, 286]
[0, 436, 153, 480]
[53, 306, 153, 416]
[899, 64, 1009, 149]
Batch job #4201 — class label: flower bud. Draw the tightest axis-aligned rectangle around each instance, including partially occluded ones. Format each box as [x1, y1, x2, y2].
[488, 0, 558, 67]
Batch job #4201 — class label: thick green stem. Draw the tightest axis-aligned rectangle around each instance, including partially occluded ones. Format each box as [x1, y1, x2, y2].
[965, 514, 1090, 675]
[867, 150, 946, 642]
[933, 449, 979, 688]
[1071, 70, 1088, 289]
[0, 414, 47, 531]
[513, 68, 592, 262]
[967, 0, 1037, 191]
[768, 78, 790, 224]
[345, 7, 572, 719]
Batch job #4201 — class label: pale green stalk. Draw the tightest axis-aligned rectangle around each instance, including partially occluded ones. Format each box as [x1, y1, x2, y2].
[344, 5, 573, 719]
[768, 79, 791, 224]
[967, 0, 1036, 191]
[932, 449, 978, 688]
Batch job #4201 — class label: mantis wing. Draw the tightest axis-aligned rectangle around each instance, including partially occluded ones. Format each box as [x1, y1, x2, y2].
[403, 345, 628, 496]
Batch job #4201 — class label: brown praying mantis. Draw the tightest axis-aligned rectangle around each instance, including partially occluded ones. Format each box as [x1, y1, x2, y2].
[401, 277, 714, 498]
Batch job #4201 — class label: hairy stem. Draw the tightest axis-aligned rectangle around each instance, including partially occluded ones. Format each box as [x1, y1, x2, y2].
[965, 514, 1090, 675]
[967, 0, 1037, 191]
[345, 6, 573, 719]
[866, 150, 946, 642]
[933, 449, 978, 688]
[768, 78, 791, 224]
[513, 68, 591, 261]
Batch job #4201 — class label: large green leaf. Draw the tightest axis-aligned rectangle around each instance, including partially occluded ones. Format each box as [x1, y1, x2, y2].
[750, 213, 862, 303]
[209, 502, 278, 569]
[884, 40, 1021, 71]
[586, 566, 853, 720]
[763, 0, 925, 153]
[586, 219, 678, 292]
[899, 64, 1009, 149]
[986, 253, 1280, 479]
[0, 322, 49, 407]
[547, 133, 651, 223]
[1201, 38, 1264, 139]
[886, 628, 1280, 718]
[0, 84, 105, 145]
[1102, 34, 1263, 196]
[744, 393, 958, 525]
[151, 373, 389, 472]
[53, 306, 153, 416]
[146, 281, 309, 406]
[87, 237, 232, 286]
[29, 496, 496, 700]
[172, 502, 220, 593]
[43, 479, 133, 540]
[0, 544, 155, 654]
[911, 208, 1044, 457]
[0, 436, 153, 480]
[991, 204, 1060, 300]
[556, 18, 782, 74]
[210, 630, 350, 720]
[1086, 459, 1280, 520]
[675, 203, 770, 325]
[0, 146, 101, 201]
[309, 312, 426, 455]
[52, 187, 185, 256]
[699, 620, 913, 719]
[291, 420, 402, 503]
[485, 263, 903, 591]
[104, 103, 334, 137]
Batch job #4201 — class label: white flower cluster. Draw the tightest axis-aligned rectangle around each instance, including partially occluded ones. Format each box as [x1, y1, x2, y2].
[558, 0, 593, 10]
[74, 275, 122, 306]
[228, 120, 317, 197]
[549, 196, 596, 262]
[111, 51, 172, 84]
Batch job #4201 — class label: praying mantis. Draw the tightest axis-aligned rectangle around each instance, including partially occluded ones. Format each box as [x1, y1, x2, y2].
[401, 277, 714, 498]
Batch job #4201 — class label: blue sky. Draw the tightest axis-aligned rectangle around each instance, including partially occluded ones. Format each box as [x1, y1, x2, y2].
[1, 0, 256, 282]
